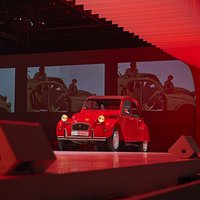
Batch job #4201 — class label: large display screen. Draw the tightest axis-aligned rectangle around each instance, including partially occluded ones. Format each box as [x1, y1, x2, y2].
[0, 68, 15, 113]
[118, 60, 196, 112]
[27, 64, 105, 113]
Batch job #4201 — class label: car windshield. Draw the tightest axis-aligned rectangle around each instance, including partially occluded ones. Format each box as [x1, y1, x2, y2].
[83, 99, 121, 110]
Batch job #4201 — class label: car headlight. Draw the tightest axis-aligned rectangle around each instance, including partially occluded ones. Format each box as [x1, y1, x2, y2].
[98, 115, 105, 123]
[61, 114, 68, 122]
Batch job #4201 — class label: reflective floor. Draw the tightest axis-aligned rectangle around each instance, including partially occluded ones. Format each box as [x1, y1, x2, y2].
[47, 151, 180, 174]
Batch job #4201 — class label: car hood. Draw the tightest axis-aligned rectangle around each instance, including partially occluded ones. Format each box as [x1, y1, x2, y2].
[166, 92, 196, 110]
[71, 110, 120, 124]
[167, 92, 195, 103]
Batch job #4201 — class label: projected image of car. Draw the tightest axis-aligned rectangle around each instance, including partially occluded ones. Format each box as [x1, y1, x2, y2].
[27, 77, 92, 113]
[118, 73, 196, 112]
[56, 96, 150, 152]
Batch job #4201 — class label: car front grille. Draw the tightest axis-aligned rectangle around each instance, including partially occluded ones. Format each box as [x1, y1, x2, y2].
[72, 123, 90, 131]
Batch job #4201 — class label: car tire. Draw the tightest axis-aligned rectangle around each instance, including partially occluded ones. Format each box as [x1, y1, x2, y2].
[138, 141, 148, 152]
[94, 143, 107, 151]
[107, 128, 120, 152]
[57, 140, 74, 151]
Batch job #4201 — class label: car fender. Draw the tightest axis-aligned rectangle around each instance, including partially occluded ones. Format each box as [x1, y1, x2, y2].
[166, 94, 195, 111]
[56, 119, 72, 137]
[56, 121, 65, 137]
[102, 118, 122, 139]
[139, 123, 150, 141]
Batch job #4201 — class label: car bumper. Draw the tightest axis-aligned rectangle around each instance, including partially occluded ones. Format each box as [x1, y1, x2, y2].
[57, 136, 107, 142]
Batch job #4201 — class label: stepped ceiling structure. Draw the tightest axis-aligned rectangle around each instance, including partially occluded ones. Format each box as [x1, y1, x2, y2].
[77, 0, 200, 68]
[1, 0, 199, 68]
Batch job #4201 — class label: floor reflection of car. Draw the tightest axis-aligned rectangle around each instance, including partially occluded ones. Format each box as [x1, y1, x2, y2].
[56, 96, 150, 152]
[27, 78, 92, 113]
[118, 73, 196, 112]
[0, 95, 11, 113]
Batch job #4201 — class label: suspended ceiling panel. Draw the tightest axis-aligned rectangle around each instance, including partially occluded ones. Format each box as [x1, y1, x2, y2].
[77, 0, 200, 68]
[0, 0, 152, 54]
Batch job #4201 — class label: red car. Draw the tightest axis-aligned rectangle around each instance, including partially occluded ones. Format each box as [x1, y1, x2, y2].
[56, 96, 150, 152]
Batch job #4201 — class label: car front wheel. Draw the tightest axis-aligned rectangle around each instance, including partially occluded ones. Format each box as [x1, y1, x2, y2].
[57, 140, 75, 151]
[107, 128, 120, 151]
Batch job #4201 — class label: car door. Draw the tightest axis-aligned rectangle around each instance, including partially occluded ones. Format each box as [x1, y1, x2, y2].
[121, 99, 138, 141]
[131, 101, 143, 140]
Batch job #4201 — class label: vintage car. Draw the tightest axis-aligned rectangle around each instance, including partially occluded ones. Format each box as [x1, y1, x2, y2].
[0, 95, 11, 113]
[56, 96, 150, 152]
[27, 77, 92, 113]
[118, 73, 196, 112]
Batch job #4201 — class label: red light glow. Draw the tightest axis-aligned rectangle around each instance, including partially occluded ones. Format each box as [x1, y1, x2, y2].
[77, 0, 200, 68]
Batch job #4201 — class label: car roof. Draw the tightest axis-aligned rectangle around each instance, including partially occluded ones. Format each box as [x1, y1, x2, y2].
[87, 95, 138, 103]
[87, 95, 123, 99]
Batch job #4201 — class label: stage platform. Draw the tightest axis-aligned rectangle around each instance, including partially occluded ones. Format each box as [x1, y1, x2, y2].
[1, 151, 200, 199]
[47, 151, 191, 173]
